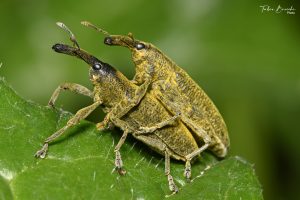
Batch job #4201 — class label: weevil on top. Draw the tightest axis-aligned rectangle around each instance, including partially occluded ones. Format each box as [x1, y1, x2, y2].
[35, 22, 230, 195]
[81, 21, 230, 162]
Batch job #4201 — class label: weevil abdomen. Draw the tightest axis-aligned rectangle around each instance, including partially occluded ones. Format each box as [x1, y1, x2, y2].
[121, 95, 199, 160]
[174, 70, 229, 151]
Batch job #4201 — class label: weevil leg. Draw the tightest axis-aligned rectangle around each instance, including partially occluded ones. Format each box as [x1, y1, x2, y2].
[180, 115, 212, 143]
[114, 130, 129, 175]
[184, 143, 210, 180]
[96, 121, 115, 131]
[151, 88, 214, 180]
[102, 117, 135, 174]
[48, 83, 93, 108]
[97, 114, 133, 132]
[165, 148, 179, 195]
[35, 101, 101, 158]
[96, 74, 153, 130]
[152, 88, 212, 142]
[135, 113, 181, 135]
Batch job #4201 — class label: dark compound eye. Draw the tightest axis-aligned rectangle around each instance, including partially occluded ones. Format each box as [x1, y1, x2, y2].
[136, 43, 145, 50]
[104, 37, 113, 45]
[92, 63, 102, 70]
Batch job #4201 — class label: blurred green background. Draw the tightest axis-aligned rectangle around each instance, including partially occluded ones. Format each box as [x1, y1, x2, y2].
[1, 0, 299, 199]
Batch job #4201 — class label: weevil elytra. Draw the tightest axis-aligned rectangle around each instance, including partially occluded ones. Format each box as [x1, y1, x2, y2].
[81, 22, 229, 161]
[35, 23, 214, 195]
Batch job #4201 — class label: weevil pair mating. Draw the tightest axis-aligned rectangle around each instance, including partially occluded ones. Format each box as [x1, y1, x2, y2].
[35, 21, 229, 195]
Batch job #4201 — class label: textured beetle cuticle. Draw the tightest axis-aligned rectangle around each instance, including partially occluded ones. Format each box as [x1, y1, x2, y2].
[35, 22, 229, 196]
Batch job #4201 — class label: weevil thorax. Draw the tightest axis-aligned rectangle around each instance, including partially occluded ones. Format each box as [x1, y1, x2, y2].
[90, 64, 136, 109]
[52, 43, 136, 109]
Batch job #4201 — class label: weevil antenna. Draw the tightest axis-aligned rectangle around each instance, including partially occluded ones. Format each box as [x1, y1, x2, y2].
[56, 22, 80, 49]
[81, 21, 110, 36]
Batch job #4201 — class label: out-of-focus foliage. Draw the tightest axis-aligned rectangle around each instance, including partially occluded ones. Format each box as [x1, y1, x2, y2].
[0, 0, 299, 199]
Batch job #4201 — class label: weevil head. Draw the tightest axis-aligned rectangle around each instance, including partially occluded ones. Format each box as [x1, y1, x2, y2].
[52, 43, 116, 82]
[52, 43, 134, 106]
[104, 33, 160, 66]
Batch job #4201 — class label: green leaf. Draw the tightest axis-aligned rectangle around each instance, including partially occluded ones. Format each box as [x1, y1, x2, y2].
[0, 77, 263, 199]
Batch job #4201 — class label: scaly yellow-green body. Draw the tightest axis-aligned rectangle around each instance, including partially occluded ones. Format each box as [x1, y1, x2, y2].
[103, 34, 229, 158]
[90, 63, 199, 160]
[36, 41, 201, 194]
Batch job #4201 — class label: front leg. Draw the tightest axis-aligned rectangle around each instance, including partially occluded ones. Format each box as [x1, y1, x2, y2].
[96, 93, 145, 130]
[96, 68, 154, 130]
[48, 82, 93, 107]
[35, 101, 102, 158]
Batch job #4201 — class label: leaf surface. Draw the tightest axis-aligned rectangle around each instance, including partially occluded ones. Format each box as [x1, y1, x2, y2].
[0, 78, 263, 199]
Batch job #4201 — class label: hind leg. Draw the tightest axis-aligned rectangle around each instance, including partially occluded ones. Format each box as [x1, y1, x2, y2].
[183, 143, 210, 181]
[165, 148, 179, 195]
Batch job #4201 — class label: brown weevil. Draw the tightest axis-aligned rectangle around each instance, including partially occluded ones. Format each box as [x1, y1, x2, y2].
[81, 21, 230, 173]
[35, 23, 215, 195]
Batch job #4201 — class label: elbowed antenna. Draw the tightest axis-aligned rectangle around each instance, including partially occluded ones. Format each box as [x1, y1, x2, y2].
[80, 21, 138, 47]
[56, 22, 80, 49]
[81, 21, 110, 36]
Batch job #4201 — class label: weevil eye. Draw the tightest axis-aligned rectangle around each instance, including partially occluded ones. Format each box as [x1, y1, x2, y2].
[92, 63, 101, 70]
[104, 37, 113, 45]
[136, 43, 145, 50]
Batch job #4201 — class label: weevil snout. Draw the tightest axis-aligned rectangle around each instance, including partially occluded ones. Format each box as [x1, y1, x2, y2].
[52, 43, 101, 67]
[52, 43, 81, 58]
[104, 35, 148, 53]
[103, 35, 134, 48]
[52, 43, 117, 79]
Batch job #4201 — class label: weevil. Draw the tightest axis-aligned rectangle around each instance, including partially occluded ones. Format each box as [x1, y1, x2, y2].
[35, 23, 211, 194]
[81, 22, 230, 167]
